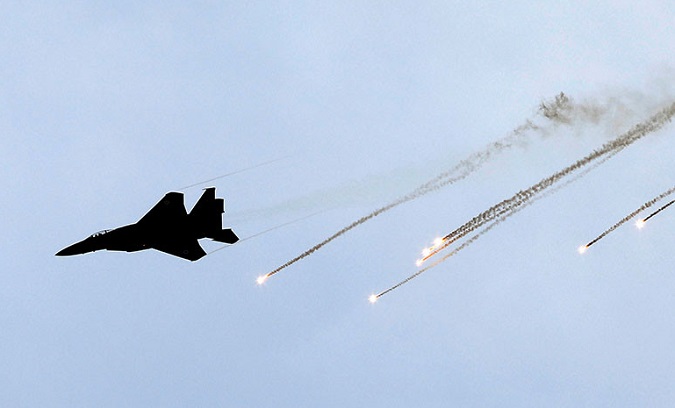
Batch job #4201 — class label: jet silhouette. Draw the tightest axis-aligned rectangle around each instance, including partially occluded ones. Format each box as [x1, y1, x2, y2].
[56, 187, 238, 261]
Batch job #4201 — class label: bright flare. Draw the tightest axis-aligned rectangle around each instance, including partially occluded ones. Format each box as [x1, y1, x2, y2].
[422, 247, 432, 257]
[368, 294, 378, 304]
[433, 237, 444, 247]
[256, 275, 268, 285]
[635, 219, 646, 229]
[416, 259, 423, 267]
[577, 245, 588, 254]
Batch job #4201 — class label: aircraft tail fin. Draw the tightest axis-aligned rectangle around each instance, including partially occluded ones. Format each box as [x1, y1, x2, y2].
[189, 187, 223, 232]
[189, 187, 238, 243]
[190, 187, 222, 219]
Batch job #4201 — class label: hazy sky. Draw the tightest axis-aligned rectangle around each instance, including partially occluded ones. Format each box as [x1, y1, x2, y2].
[2, 1, 675, 406]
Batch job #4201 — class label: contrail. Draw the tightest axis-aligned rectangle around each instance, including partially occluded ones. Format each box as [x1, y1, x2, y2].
[178, 156, 290, 190]
[208, 211, 324, 256]
[642, 199, 675, 224]
[420, 102, 675, 264]
[261, 93, 588, 281]
[582, 186, 675, 250]
[372, 150, 618, 301]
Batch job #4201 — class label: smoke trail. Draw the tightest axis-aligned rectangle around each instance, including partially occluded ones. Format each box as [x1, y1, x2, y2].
[178, 156, 289, 190]
[376, 219, 497, 300]
[374, 150, 618, 300]
[262, 93, 589, 280]
[374, 99, 675, 298]
[422, 103, 675, 263]
[584, 186, 675, 249]
[642, 199, 675, 223]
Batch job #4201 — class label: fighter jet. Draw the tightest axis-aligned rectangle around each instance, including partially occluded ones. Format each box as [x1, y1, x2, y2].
[56, 187, 238, 261]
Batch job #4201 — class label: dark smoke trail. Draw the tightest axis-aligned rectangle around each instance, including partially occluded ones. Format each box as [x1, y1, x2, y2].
[375, 151, 617, 300]
[584, 186, 675, 249]
[422, 103, 675, 263]
[263, 94, 580, 280]
[642, 199, 675, 223]
[375, 103, 675, 299]
[376, 220, 496, 299]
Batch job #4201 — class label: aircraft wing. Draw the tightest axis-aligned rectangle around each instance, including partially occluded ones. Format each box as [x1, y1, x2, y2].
[152, 238, 207, 261]
[138, 192, 188, 225]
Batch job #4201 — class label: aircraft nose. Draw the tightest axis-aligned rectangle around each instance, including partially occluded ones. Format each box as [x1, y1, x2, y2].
[56, 244, 80, 256]
[55, 240, 91, 256]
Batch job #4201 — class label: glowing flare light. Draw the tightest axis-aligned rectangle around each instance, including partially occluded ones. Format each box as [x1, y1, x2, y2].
[417, 237, 451, 265]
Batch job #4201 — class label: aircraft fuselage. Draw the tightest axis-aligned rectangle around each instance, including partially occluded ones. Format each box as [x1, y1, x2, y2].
[56, 188, 238, 261]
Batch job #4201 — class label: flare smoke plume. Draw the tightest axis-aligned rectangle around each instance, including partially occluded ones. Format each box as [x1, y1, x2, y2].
[264, 93, 616, 280]
[377, 102, 675, 298]
[642, 199, 675, 224]
[426, 103, 675, 259]
[584, 186, 675, 249]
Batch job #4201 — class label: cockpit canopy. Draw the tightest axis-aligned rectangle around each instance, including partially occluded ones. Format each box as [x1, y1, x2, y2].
[90, 229, 112, 238]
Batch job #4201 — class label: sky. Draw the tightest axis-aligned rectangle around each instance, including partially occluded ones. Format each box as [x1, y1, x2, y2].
[2, 1, 675, 406]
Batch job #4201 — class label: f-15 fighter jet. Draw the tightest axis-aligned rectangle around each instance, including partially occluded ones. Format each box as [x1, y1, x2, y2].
[56, 187, 238, 261]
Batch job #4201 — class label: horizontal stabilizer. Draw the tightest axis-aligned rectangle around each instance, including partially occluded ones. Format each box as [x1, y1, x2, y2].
[210, 229, 239, 244]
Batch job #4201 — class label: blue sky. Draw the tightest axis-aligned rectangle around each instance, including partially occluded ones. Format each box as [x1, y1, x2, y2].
[2, 1, 675, 406]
